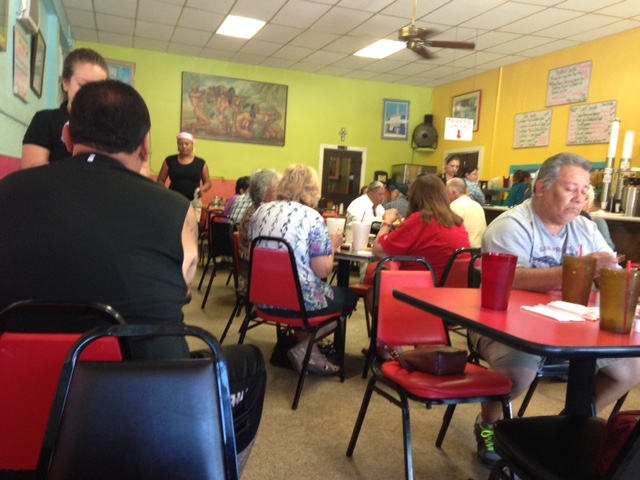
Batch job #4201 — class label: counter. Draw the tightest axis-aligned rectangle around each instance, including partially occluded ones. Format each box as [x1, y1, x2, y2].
[482, 207, 640, 263]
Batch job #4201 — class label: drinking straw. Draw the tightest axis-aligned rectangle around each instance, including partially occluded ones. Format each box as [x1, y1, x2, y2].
[361, 211, 366, 222]
[624, 260, 632, 331]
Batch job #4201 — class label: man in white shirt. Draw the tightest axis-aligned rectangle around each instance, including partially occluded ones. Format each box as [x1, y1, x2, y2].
[446, 178, 487, 248]
[346, 180, 386, 224]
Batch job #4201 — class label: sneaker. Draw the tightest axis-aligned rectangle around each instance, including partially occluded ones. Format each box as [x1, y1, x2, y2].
[474, 415, 501, 467]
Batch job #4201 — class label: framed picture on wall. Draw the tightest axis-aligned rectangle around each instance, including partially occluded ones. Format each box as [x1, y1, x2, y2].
[107, 59, 135, 86]
[382, 99, 410, 140]
[0, 0, 8, 52]
[30, 30, 46, 98]
[452, 90, 481, 132]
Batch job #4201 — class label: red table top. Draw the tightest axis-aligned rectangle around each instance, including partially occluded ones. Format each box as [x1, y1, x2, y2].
[393, 288, 640, 359]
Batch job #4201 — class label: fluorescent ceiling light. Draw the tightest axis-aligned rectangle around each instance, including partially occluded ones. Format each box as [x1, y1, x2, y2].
[216, 15, 266, 39]
[354, 39, 405, 59]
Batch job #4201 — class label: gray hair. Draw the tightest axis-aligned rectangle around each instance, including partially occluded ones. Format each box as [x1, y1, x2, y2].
[367, 180, 384, 192]
[249, 169, 282, 206]
[536, 153, 592, 189]
[446, 177, 467, 196]
[585, 185, 595, 208]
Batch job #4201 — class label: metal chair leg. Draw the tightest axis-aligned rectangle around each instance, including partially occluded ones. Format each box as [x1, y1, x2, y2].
[346, 376, 376, 457]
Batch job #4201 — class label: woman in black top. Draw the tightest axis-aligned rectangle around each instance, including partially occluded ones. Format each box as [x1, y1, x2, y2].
[157, 132, 212, 206]
[22, 48, 109, 168]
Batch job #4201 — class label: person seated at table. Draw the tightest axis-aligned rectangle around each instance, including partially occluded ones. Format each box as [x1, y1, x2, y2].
[446, 177, 487, 248]
[237, 169, 281, 294]
[224, 175, 250, 217]
[1, 80, 265, 474]
[581, 185, 615, 251]
[371, 173, 471, 283]
[249, 164, 358, 375]
[461, 165, 486, 205]
[504, 170, 531, 207]
[470, 152, 640, 467]
[384, 183, 409, 217]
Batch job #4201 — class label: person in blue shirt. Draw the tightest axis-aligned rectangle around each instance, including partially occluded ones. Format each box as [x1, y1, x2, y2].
[505, 170, 531, 207]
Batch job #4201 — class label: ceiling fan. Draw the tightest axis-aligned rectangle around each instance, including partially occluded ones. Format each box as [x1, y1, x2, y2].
[398, 0, 475, 59]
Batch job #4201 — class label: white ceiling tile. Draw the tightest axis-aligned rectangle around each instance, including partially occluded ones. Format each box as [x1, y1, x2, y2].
[240, 40, 284, 56]
[134, 38, 169, 52]
[330, 55, 377, 69]
[461, 2, 547, 30]
[478, 54, 529, 71]
[288, 62, 325, 73]
[271, 44, 316, 61]
[315, 65, 353, 76]
[567, 19, 640, 42]
[449, 51, 505, 68]
[324, 35, 376, 54]
[361, 58, 409, 73]
[370, 72, 404, 83]
[396, 76, 433, 86]
[178, 8, 225, 32]
[200, 47, 236, 60]
[302, 50, 348, 65]
[70, 26, 99, 42]
[158, 0, 186, 5]
[136, 21, 175, 41]
[231, 0, 288, 20]
[290, 30, 340, 48]
[474, 31, 523, 49]
[172, 27, 213, 47]
[206, 34, 248, 52]
[253, 24, 304, 44]
[517, 39, 581, 57]
[97, 31, 134, 48]
[63, 0, 93, 10]
[65, 8, 96, 29]
[349, 14, 410, 37]
[231, 52, 268, 65]
[260, 57, 298, 69]
[139, 0, 183, 26]
[186, 0, 234, 14]
[598, 0, 640, 18]
[337, 0, 395, 14]
[556, 0, 621, 13]
[427, 0, 505, 27]
[381, 0, 446, 20]
[390, 62, 437, 76]
[500, 8, 584, 35]
[486, 35, 555, 55]
[94, 0, 137, 18]
[534, 13, 621, 38]
[96, 14, 135, 35]
[271, 0, 332, 29]
[342, 69, 380, 80]
[167, 43, 203, 57]
[311, 7, 372, 34]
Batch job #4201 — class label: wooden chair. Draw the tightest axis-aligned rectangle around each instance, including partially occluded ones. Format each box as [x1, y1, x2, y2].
[347, 257, 512, 480]
[38, 323, 239, 480]
[238, 236, 346, 410]
[0, 301, 125, 475]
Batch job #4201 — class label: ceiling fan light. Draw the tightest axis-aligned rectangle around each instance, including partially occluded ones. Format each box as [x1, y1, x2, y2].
[354, 39, 405, 59]
[216, 15, 266, 39]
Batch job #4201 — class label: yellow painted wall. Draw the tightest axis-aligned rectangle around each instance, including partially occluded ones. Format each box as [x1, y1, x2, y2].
[434, 27, 640, 179]
[78, 41, 435, 181]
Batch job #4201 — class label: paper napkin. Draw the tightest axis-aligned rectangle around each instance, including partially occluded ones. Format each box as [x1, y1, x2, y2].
[521, 301, 599, 322]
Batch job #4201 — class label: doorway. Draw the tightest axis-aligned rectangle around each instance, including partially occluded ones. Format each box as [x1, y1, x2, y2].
[443, 146, 484, 178]
[318, 145, 367, 208]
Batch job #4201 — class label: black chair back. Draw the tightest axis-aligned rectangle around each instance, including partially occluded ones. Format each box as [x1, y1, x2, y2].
[38, 323, 239, 480]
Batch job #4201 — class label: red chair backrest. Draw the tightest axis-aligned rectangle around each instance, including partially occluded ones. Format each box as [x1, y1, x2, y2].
[0, 334, 122, 470]
[441, 257, 471, 288]
[249, 245, 301, 312]
[376, 269, 448, 348]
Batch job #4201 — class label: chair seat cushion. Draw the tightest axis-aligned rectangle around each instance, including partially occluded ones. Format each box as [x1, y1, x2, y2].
[381, 361, 511, 399]
[349, 284, 372, 297]
[256, 308, 341, 328]
[494, 415, 606, 480]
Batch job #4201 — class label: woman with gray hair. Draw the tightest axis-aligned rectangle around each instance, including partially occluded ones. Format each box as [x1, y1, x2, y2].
[581, 185, 615, 251]
[237, 169, 282, 294]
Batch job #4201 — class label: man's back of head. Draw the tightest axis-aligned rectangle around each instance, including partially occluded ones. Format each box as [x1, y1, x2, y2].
[447, 177, 467, 200]
[70, 80, 151, 155]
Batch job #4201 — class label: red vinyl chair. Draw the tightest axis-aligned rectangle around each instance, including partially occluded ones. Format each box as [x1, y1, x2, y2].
[347, 257, 512, 480]
[0, 301, 125, 474]
[198, 213, 234, 309]
[238, 236, 346, 410]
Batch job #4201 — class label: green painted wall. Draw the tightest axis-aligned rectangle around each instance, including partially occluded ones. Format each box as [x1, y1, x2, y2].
[78, 41, 435, 181]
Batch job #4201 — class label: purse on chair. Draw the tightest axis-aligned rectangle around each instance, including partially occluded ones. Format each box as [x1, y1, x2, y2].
[378, 340, 467, 376]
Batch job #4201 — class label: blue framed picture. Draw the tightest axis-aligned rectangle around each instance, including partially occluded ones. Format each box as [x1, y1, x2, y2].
[382, 99, 410, 141]
[107, 59, 135, 86]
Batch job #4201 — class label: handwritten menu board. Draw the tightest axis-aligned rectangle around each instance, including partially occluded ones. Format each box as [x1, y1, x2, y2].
[546, 61, 591, 106]
[513, 110, 552, 149]
[566, 100, 617, 145]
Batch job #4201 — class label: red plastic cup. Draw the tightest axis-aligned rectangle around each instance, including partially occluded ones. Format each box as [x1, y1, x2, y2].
[481, 252, 518, 310]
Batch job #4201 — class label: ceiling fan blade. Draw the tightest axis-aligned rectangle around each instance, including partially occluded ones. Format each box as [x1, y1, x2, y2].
[408, 42, 434, 59]
[427, 40, 475, 50]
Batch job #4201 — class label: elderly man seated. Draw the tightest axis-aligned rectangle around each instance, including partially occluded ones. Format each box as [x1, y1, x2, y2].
[446, 177, 487, 248]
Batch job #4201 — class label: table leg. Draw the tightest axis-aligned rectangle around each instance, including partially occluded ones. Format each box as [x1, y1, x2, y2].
[337, 259, 351, 287]
[565, 358, 597, 416]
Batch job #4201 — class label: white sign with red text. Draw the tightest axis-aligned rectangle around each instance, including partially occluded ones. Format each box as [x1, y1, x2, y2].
[444, 117, 473, 141]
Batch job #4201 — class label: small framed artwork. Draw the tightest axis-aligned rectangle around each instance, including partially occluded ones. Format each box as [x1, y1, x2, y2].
[0, 0, 8, 52]
[452, 90, 481, 132]
[382, 99, 410, 141]
[107, 59, 135, 86]
[30, 30, 46, 98]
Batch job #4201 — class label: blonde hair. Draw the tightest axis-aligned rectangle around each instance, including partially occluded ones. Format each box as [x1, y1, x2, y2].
[277, 164, 321, 208]
[585, 185, 595, 209]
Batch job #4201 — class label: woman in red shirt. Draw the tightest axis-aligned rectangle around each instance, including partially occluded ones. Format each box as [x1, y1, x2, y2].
[372, 174, 470, 283]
